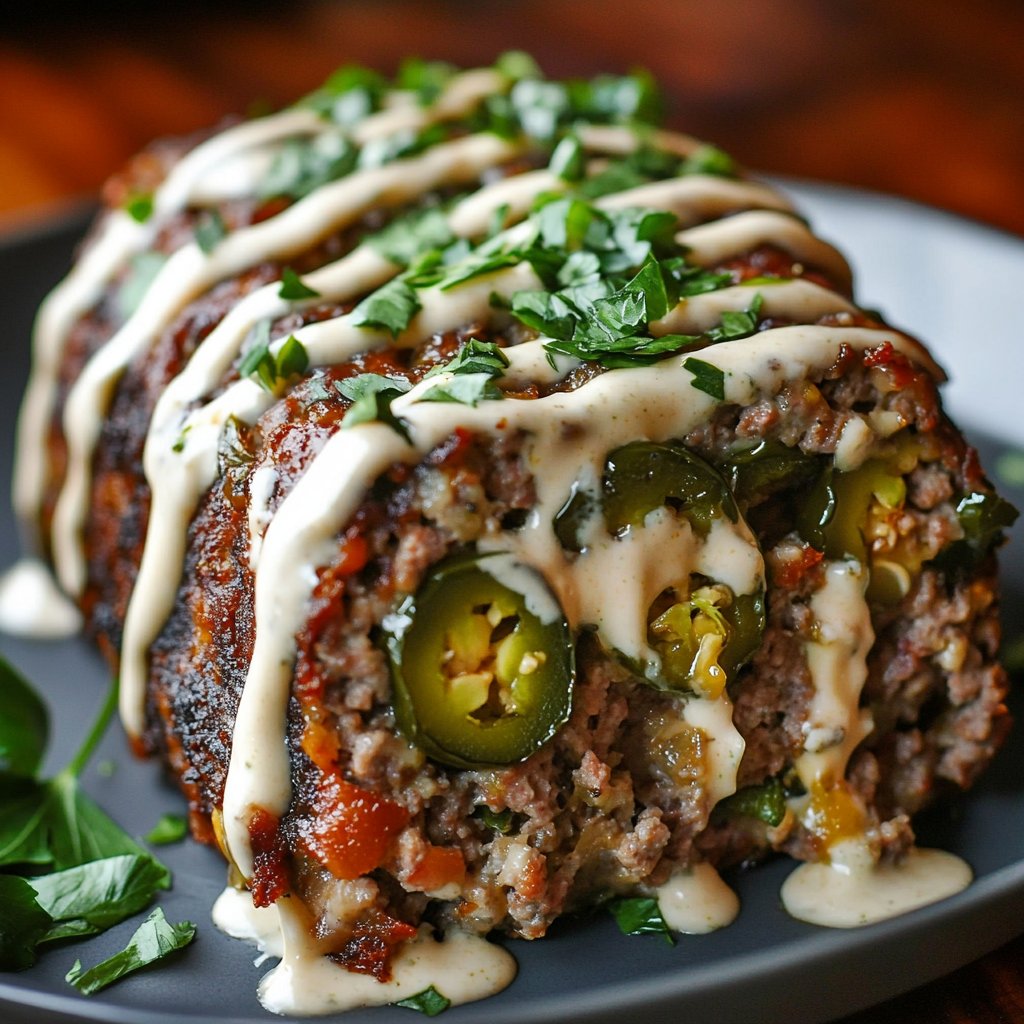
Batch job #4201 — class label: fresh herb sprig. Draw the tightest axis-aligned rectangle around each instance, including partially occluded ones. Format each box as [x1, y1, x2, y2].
[607, 896, 675, 944]
[0, 657, 189, 979]
[238, 328, 310, 392]
[337, 373, 413, 441]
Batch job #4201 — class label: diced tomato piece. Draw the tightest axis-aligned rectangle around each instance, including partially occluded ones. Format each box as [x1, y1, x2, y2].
[301, 773, 409, 880]
[406, 844, 466, 893]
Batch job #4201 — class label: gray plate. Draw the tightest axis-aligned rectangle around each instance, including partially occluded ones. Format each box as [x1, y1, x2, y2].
[0, 186, 1022, 1024]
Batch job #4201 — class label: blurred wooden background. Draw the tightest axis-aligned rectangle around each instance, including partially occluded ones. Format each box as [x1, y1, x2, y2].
[1, 0, 1022, 235]
[1, 2, 1022, 1021]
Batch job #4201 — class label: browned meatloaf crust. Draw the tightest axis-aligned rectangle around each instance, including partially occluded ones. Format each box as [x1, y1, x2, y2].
[23, 58, 1014, 979]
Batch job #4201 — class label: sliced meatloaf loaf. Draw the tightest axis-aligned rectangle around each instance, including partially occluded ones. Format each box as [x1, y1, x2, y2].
[16, 55, 1017, 1010]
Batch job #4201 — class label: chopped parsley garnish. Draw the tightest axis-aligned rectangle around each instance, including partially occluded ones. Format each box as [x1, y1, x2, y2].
[298, 64, 387, 125]
[683, 357, 726, 400]
[238, 330, 309, 392]
[397, 57, 457, 105]
[494, 50, 541, 82]
[123, 192, 154, 224]
[260, 132, 357, 202]
[426, 339, 510, 378]
[705, 293, 764, 343]
[337, 373, 413, 442]
[65, 908, 195, 995]
[417, 373, 503, 407]
[607, 896, 675, 944]
[145, 814, 188, 846]
[679, 143, 738, 178]
[358, 124, 448, 171]
[194, 210, 226, 255]
[549, 134, 585, 182]
[351, 278, 422, 337]
[395, 984, 451, 1016]
[117, 252, 167, 321]
[367, 207, 454, 268]
[277, 267, 321, 301]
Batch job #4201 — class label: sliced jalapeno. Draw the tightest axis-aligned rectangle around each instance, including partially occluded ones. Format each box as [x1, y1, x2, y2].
[647, 582, 765, 697]
[602, 441, 739, 537]
[721, 439, 824, 506]
[384, 554, 574, 769]
[799, 458, 906, 562]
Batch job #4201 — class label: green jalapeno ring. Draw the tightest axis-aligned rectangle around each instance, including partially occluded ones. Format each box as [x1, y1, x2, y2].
[602, 440, 739, 538]
[642, 581, 765, 695]
[383, 553, 574, 770]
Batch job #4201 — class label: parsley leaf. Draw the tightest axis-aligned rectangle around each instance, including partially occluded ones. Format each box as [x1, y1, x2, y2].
[194, 210, 226, 255]
[395, 985, 451, 1016]
[278, 267, 321, 301]
[679, 143, 737, 178]
[351, 278, 422, 337]
[397, 58, 456, 105]
[0, 876, 52, 969]
[549, 134, 585, 182]
[239, 331, 309, 392]
[260, 132, 357, 201]
[426, 339, 510, 379]
[367, 207, 454, 268]
[65, 908, 195, 995]
[145, 815, 188, 846]
[0, 657, 48, 778]
[607, 896, 675, 944]
[123, 193, 154, 224]
[705, 293, 764, 343]
[683, 357, 726, 400]
[298, 65, 387, 124]
[31, 854, 170, 945]
[494, 50, 541, 82]
[417, 373, 503, 407]
[117, 252, 167, 321]
[337, 374, 413, 442]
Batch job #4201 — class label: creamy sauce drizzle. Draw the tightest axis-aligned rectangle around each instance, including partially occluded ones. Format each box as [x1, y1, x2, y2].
[795, 559, 875, 790]
[781, 839, 972, 928]
[0, 558, 82, 639]
[655, 862, 740, 933]
[12, 63, 968, 1016]
[213, 886, 517, 1014]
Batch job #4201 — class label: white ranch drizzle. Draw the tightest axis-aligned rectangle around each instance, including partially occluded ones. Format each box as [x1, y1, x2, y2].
[13, 67, 511, 529]
[221, 325, 922, 878]
[212, 887, 517, 1013]
[675, 210, 852, 290]
[654, 862, 740, 934]
[0, 558, 82, 639]
[781, 839, 972, 928]
[51, 131, 525, 597]
[793, 559, 875, 791]
[117, 171, 801, 735]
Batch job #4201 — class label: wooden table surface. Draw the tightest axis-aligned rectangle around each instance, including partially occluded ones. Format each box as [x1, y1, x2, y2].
[1, 3, 1022, 1022]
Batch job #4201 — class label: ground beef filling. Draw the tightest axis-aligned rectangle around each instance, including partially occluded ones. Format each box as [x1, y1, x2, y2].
[139, 327, 1007, 966]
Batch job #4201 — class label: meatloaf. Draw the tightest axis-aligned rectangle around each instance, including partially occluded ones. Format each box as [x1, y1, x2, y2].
[15, 54, 1018, 1008]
